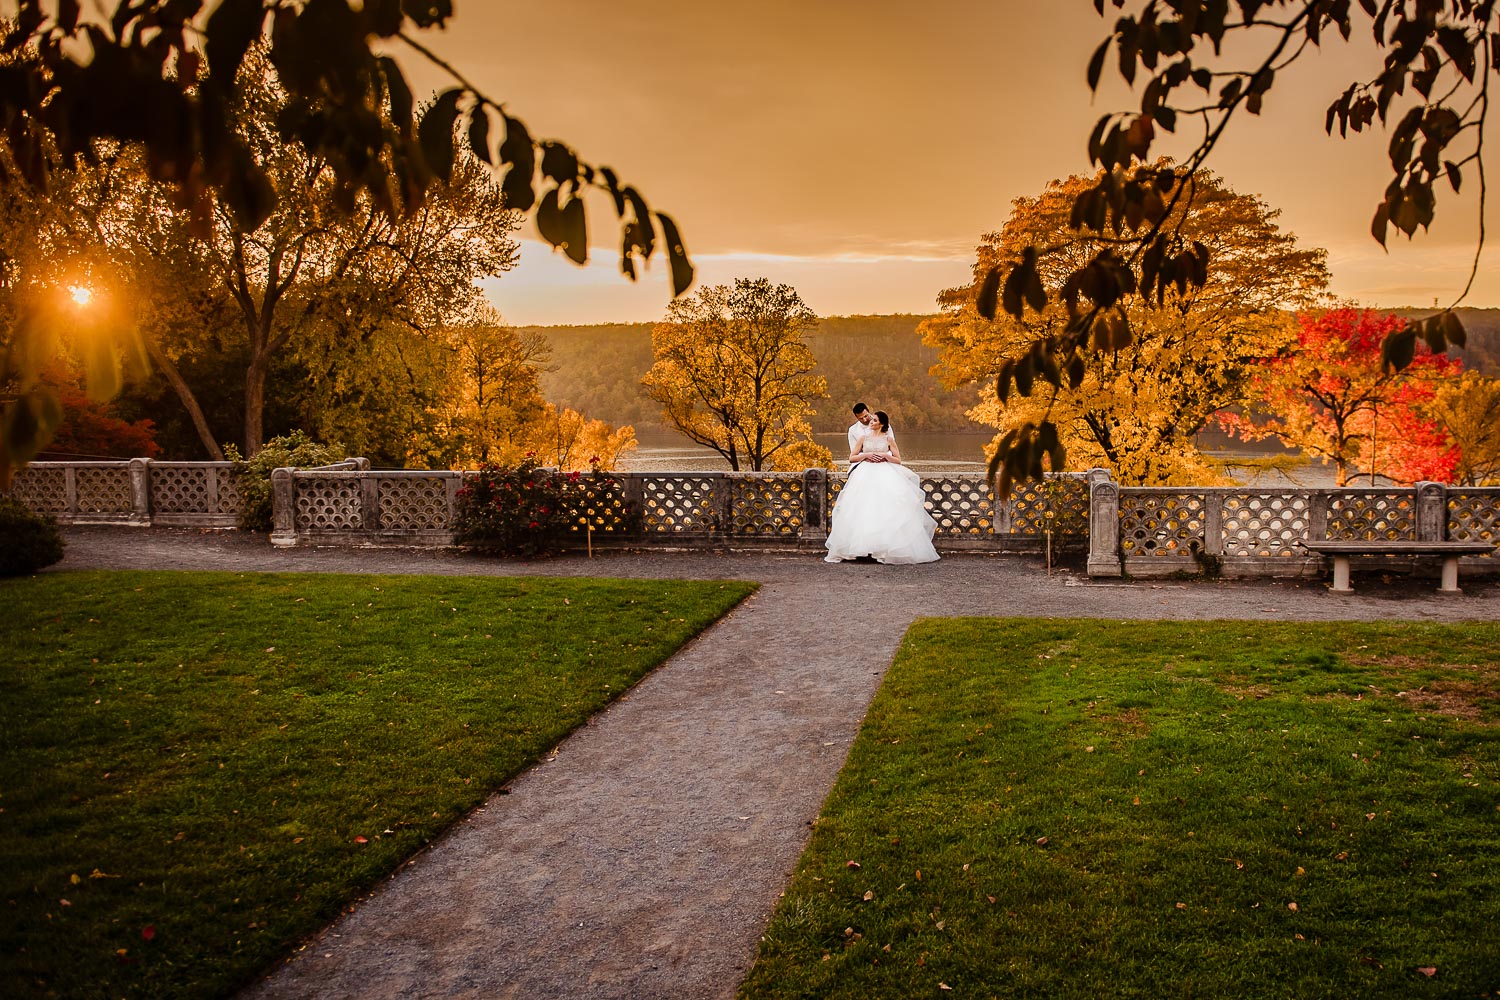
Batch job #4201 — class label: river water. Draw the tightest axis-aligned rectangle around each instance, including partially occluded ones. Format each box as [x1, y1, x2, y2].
[621, 428, 1344, 486]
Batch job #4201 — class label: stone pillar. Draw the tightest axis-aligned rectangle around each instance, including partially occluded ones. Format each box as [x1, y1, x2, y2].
[444, 472, 464, 535]
[623, 473, 646, 538]
[713, 474, 735, 540]
[1203, 489, 1224, 559]
[801, 468, 828, 542]
[359, 473, 380, 540]
[64, 466, 78, 519]
[1087, 469, 1121, 577]
[128, 458, 152, 526]
[1307, 489, 1331, 541]
[270, 468, 297, 547]
[1415, 481, 1446, 541]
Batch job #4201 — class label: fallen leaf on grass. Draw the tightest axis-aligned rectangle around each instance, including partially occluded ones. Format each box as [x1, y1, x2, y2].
[845, 860, 861, 869]
[352, 836, 368, 844]
[1288, 902, 1299, 912]
[863, 890, 874, 901]
[141, 926, 156, 942]
[1036, 837, 1049, 847]
[1417, 967, 1437, 978]
[939, 984, 952, 991]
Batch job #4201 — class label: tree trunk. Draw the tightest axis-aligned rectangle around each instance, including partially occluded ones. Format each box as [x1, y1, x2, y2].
[244, 356, 267, 458]
[142, 338, 225, 461]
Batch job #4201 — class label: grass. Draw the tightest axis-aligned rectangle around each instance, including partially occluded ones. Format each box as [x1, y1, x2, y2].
[0, 570, 754, 999]
[741, 618, 1500, 999]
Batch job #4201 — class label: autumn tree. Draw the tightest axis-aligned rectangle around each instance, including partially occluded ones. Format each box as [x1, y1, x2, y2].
[923, 168, 1328, 487]
[968, 0, 1497, 491]
[1222, 308, 1463, 485]
[428, 303, 551, 468]
[46, 384, 161, 459]
[0, 0, 693, 483]
[1425, 371, 1500, 485]
[522, 405, 639, 473]
[642, 279, 828, 472]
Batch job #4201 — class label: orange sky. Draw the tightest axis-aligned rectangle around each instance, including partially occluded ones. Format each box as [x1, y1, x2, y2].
[400, 2, 1499, 326]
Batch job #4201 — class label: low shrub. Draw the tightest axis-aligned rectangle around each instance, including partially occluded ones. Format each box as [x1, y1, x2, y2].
[0, 495, 65, 576]
[453, 455, 579, 557]
[224, 431, 346, 532]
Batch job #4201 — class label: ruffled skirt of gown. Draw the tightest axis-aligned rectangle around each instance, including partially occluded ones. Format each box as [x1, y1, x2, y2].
[824, 463, 940, 564]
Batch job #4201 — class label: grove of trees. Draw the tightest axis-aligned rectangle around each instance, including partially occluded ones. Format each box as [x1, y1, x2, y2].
[974, 0, 1500, 491]
[0, 0, 690, 483]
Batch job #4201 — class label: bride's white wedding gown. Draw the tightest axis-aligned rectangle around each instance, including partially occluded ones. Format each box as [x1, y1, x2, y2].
[824, 437, 940, 565]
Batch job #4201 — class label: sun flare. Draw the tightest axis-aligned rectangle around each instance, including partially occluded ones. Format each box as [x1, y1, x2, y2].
[68, 285, 93, 307]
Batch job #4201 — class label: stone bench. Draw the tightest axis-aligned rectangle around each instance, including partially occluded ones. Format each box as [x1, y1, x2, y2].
[1299, 540, 1497, 593]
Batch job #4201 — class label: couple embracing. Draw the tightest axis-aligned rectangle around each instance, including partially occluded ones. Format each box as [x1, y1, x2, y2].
[824, 402, 940, 565]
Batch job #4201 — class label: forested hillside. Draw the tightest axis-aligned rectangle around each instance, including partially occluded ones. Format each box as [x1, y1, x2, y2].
[528, 307, 1500, 437]
[529, 314, 984, 434]
[1391, 307, 1500, 372]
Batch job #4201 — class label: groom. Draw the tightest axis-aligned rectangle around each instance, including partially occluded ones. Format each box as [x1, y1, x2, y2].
[846, 402, 893, 471]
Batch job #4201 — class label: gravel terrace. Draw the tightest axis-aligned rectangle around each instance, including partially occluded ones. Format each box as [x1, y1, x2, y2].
[49, 527, 1500, 1000]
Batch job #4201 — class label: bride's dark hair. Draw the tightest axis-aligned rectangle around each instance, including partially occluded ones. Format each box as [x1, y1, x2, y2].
[875, 410, 890, 432]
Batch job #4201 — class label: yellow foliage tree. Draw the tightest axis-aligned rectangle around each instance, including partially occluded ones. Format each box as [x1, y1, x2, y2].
[921, 168, 1328, 486]
[523, 404, 638, 472]
[768, 438, 834, 472]
[642, 278, 827, 472]
[1426, 371, 1500, 487]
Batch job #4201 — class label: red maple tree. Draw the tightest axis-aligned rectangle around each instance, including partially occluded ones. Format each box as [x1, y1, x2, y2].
[1220, 308, 1461, 485]
[46, 386, 161, 459]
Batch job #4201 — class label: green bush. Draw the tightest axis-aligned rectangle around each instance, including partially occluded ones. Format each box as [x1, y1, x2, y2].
[0, 496, 65, 576]
[453, 455, 578, 557]
[224, 431, 346, 532]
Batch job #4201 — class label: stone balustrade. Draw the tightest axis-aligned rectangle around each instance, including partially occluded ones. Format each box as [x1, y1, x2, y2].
[10, 459, 1499, 580]
[1086, 479, 1500, 579]
[7, 458, 367, 527]
[267, 466, 1093, 553]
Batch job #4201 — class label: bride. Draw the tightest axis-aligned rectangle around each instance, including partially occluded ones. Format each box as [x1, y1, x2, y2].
[824, 410, 940, 565]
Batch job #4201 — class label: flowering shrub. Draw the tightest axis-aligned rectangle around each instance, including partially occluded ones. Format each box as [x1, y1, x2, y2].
[453, 454, 577, 557]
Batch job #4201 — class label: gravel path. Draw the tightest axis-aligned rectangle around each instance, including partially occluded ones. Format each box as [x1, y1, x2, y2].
[52, 528, 1500, 1000]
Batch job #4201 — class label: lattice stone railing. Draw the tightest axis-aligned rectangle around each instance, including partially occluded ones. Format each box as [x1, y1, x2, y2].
[6, 459, 244, 526]
[268, 467, 1094, 552]
[1089, 481, 1500, 579]
[12, 458, 1498, 581]
[4, 458, 369, 527]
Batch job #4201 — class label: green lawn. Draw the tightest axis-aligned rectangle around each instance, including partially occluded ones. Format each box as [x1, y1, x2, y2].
[742, 618, 1500, 999]
[0, 570, 754, 999]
